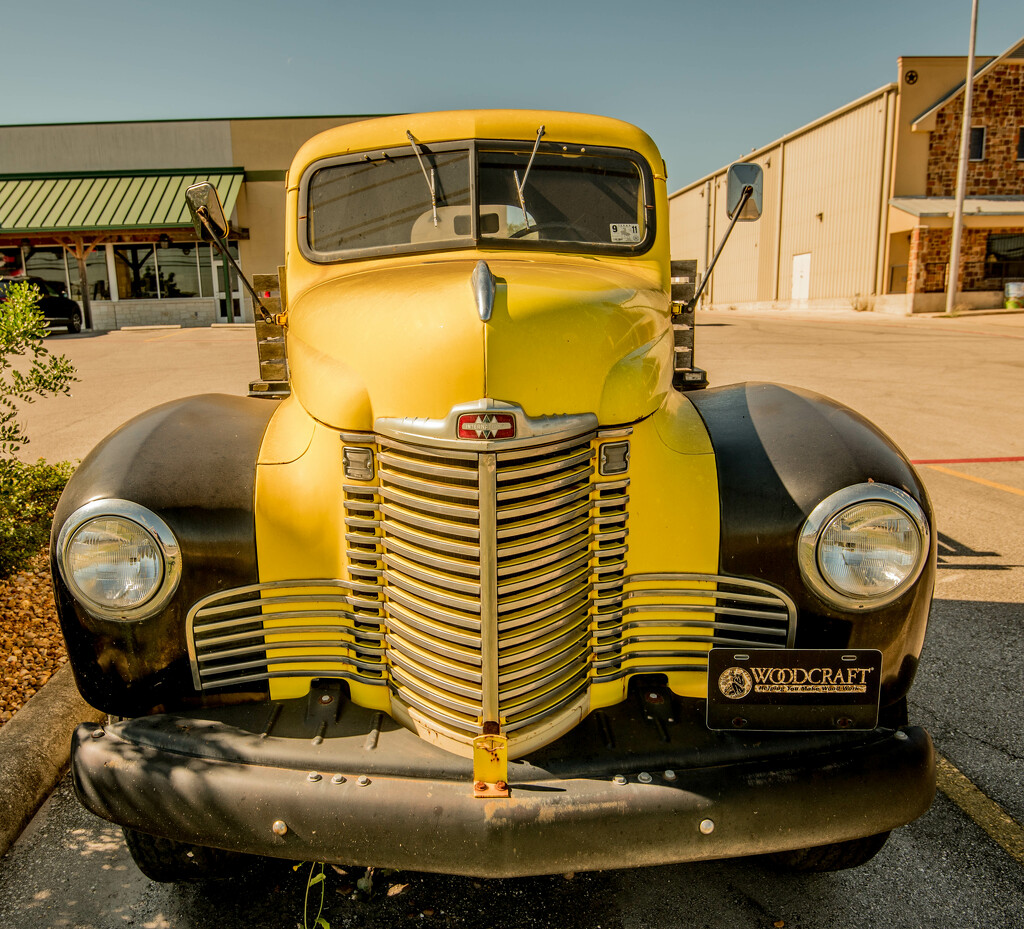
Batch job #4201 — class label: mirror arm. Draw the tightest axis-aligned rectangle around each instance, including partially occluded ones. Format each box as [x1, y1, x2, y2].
[196, 208, 275, 324]
[685, 185, 752, 311]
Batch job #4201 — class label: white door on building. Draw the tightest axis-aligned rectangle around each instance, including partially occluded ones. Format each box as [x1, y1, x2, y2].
[791, 253, 811, 302]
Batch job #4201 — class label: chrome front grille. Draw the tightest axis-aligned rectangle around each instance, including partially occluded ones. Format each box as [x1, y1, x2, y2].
[185, 414, 799, 758]
[376, 437, 484, 732]
[592, 574, 796, 683]
[187, 579, 386, 691]
[376, 431, 604, 736]
[494, 436, 598, 731]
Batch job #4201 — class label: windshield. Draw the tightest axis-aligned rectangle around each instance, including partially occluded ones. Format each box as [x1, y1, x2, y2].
[301, 141, 652, 262]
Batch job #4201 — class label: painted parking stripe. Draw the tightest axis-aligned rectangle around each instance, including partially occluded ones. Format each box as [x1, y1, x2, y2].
[912, 457, 1024, 464]
[936, 753, 1024, 867]
[922, 465, 1024, 498]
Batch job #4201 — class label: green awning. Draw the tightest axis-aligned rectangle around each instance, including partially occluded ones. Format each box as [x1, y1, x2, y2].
[0, 169, 244, 233]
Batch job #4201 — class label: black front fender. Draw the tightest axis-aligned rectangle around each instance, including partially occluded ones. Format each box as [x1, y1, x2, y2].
[688, 382, 936, 703]
[50, 394, 277, 715]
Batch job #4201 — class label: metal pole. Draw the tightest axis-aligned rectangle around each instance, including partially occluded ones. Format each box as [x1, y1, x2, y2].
[945, 0, 979, 316]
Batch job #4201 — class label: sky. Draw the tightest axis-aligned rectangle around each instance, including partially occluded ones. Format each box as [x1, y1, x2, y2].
[3, 0, 1023, 187]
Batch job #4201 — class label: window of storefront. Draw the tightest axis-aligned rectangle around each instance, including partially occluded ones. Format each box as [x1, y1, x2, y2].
[110, 242, 218, 300]
[25, 247, 70, 294]
[3, 240, 227, 304]
[984, 233, 1024, 287]
[113, 245, 159, 300]
[68, 246, 112, 301]
[0, 247, 24, 278]
[8, 242, 225, 302]
[197, 244, 212, 298]
[156, 242, 203, 298]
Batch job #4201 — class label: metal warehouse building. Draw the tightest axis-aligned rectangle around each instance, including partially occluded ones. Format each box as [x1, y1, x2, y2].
[670, 36, 1024, 315]
[0, 115, 371, 330]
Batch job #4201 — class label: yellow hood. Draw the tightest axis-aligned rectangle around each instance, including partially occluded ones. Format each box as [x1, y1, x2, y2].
[286, 257, 673, 432]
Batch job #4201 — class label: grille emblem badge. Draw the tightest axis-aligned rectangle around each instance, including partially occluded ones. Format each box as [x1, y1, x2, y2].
[458, 413, 516, 440]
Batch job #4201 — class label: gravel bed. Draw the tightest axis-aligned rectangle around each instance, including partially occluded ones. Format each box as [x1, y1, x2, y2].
[0, 549, 68, 727]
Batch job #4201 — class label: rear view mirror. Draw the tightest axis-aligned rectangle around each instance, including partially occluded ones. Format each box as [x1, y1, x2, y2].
[726, 163, 763, 222]
[185, 182, 230, 241]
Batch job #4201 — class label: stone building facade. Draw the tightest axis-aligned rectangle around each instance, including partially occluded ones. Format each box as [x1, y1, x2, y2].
[903, 51, 1024, 305]
[910, 225, 1024, 295]
[927, 64, 1024, 196]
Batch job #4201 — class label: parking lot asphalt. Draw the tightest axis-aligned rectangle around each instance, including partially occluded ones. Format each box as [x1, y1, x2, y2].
[23, 324, 258, 465]
[2, 309, 1022, 928]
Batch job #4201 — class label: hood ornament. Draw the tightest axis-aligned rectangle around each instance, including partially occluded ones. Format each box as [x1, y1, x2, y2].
[471, 261, 496, 322]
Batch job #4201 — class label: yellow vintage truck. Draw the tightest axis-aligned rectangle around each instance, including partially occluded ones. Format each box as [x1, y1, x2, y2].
[51, 110, 936, 881]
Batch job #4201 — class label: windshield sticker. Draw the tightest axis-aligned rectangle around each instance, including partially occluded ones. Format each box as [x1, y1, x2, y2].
[610, 223, 641, 244]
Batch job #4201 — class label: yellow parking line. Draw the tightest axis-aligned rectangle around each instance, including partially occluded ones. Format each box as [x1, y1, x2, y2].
[923, 464, 1024, 498]
[936, 753, 1024, 866]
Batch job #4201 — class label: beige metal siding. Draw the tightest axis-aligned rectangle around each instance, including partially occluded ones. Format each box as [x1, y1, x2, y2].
[669, 86, 894, 307]
[702, 152, 775, 304]
[776, 95, 890, 300]
[668, 182, 710, 280]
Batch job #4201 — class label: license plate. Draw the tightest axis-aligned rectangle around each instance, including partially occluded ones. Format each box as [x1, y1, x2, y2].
[707, 648, 882, 731]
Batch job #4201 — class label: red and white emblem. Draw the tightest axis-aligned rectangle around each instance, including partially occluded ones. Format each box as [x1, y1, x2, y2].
[457, 412, 516, 440]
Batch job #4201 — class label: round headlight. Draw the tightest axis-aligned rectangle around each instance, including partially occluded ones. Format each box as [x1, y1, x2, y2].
[57, 500, 181, 620]
[799, 484, 929, 611]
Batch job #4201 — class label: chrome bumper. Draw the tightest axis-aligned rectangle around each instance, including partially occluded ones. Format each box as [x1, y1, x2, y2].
[71, 694, 934, 878]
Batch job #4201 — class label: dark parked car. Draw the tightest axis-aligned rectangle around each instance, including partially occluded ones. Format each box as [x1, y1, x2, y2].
[0, 275, 83, 333]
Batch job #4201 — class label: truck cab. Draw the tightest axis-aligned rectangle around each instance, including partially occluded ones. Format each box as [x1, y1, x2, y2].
[52, 111, 936, 880]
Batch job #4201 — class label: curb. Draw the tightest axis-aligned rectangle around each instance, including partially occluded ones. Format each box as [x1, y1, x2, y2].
[0, 663, 105, 859]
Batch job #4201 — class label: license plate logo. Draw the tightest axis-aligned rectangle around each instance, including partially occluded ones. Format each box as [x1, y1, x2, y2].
[707, 648, 882, 731]
[458, 413, 516, 440]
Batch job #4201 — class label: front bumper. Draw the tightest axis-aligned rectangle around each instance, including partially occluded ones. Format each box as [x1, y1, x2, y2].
[72, 692, 935, 878]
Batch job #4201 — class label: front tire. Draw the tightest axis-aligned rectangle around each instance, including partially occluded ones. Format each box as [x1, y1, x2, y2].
[766, 831, 891, 872]
[123, 827, 265, 883]
[68, 310, 82, 334]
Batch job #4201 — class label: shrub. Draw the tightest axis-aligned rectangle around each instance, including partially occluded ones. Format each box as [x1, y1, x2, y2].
[0, 459, 74, 578]
[0, 279, 77, 578]
[1, 280, 77, 457]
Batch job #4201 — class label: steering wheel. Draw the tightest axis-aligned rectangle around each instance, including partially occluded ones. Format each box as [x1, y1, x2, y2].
[509, 221, 598, 241]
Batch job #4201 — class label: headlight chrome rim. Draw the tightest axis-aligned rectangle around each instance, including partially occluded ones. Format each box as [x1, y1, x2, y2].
[798, 483, 929, 611]
[56, 499, 182, 621]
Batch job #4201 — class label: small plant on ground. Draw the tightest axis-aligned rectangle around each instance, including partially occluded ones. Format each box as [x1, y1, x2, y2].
[850, 293, 873, 312]
[296, 861, 331, 929]
[0, 280, 77, 578]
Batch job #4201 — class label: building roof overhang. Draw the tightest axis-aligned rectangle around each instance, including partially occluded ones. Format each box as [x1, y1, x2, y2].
[890, 195, 1024, 218]
[0, 169, 243, 235]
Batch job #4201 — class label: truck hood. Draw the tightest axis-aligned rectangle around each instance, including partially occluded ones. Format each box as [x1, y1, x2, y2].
[286, 257, 673, 432]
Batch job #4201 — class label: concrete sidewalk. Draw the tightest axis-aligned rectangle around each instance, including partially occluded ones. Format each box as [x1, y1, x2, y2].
[697, 304, 1024, 329]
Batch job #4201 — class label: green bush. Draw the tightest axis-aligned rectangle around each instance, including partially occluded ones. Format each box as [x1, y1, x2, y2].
[0, 458, 74, 578]
[0, 279, 77, 578]
[1, 280, 76, 457]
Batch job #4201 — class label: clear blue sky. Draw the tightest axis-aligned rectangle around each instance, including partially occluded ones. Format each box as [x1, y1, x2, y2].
[3, 0, 1022, 186]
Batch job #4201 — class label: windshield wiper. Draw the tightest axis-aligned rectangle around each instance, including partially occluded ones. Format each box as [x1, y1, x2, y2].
[406, 131, 438, 226]
[514, 125, 545, 230]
